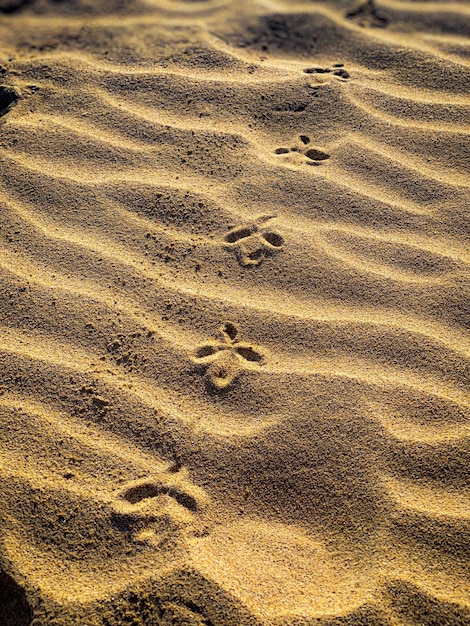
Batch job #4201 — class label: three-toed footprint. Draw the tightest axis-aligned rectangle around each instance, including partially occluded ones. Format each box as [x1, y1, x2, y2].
[193, 322, 263, 391]
[274, 135, 330, 166]
[304, 63, 350, 85]
[112, 469, 209, 546]
[223, 214, 284, 267]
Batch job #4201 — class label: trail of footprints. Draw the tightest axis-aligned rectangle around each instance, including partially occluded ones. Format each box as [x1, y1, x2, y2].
[112, 239, 272, 528]
[2, 14, 468, 624]
[112, 323, 265, 541]
[3, 34, 468, 626]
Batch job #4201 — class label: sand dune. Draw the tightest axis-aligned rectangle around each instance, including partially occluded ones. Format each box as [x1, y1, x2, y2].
[0, 0, 469, 623]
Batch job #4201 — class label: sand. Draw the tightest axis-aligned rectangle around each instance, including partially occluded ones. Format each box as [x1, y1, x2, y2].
[0, 0, 469, 624]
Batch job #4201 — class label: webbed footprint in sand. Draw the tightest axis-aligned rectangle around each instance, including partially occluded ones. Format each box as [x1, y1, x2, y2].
[193, 322, 264, 391]
[223, 215, 284, 267]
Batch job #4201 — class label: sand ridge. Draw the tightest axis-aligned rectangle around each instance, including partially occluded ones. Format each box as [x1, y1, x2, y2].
[0, 0, 469, 623]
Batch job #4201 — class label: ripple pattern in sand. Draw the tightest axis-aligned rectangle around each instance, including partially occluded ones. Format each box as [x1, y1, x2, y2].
[0, 1, 469, 623]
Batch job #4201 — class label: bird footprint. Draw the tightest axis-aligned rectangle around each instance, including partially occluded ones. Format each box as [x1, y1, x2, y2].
[303, 64, 350, 81]
[274, 135, 330, 166]
[112, 471, 207, 546]
[194, 322, 263, 391]
[224, 215, 284, 267]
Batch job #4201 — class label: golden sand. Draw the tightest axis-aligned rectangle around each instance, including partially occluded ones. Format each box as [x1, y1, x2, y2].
[0, 0, 469, 623]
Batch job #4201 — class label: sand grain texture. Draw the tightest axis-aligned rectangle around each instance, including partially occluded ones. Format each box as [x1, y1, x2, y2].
[0, 0, 469, 624]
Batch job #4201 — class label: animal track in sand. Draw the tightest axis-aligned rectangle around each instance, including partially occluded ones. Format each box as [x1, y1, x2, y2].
[303, 63, 350, 87]
[224, 215, 284, 267]
[274, 135, 331, 167]
[121, 480, 198, 512]
[113, 475, 203, 546]
[345, 0, 389, 28]
[304, 64, 350, 80]
[194, 322, 263, 391]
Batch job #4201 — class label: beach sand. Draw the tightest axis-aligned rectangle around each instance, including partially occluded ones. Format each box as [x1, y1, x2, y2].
[0, 0, 469, 623]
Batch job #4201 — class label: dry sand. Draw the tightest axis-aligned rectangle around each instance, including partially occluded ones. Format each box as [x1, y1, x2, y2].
[0, 0, 469, 624]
